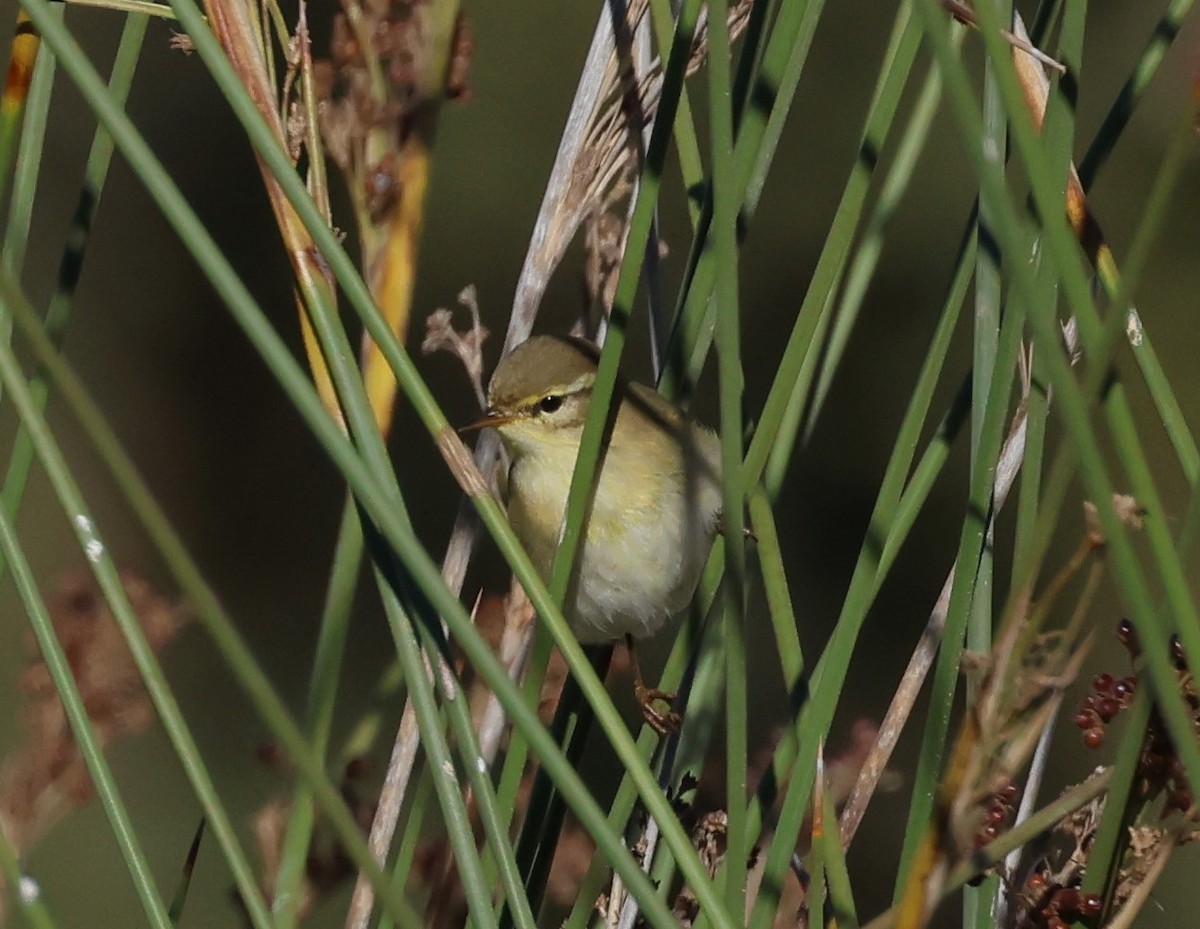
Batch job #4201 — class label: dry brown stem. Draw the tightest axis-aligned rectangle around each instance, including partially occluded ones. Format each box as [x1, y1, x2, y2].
[1104, 825, 1183, 929]
[421, 286, 490, 409]
[891, 522, 1110, 929]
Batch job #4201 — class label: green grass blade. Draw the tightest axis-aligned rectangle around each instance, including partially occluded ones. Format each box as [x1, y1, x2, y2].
[0, 6, 52, 415]
[937, 769, 1112, 901]
[380, 769, 434, 928]
[705, 0, 748, 917]
[966, 0, 1009, 778]
[805, 26, 960, 437]
[1076, 0, 1197, 188]
[0, 301, 277, 929]
[890, 293, 1028, 903]
[915, 0, 1200, 809]
[0, 272, 423, 929]
[821, 788, 857, 927]
[647, 0, 704, 227]
[808, 769, 826, 929]
[662, 0, 834, 398]
[561, 628, 703, 929]
[367, 564, 515, 929]
[741, 4, 922, 485]
[749, 488, 804, 693]
[750, 331, 977, 928]
[753, 232, 975, 866]
[288, 190, 505, 929]
[1078, 690, 1153, 912]
[272, 498, 365, 928]
[0, 502, 172, 929]
[1, 11, 148, 576]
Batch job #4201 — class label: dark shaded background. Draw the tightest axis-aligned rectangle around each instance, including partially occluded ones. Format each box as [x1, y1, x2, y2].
[1, 2, 1199, 925]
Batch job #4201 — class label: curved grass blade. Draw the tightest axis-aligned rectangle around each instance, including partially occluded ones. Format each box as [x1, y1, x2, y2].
[916, 0, 1200, 818]
[1, 11, 148, 576]
[0, 502, 173, 929]
[272, 498, 364, 928]
[0, 298, 278, 929]
[0, 269, 423, 929]
[1076, 0, 1197, 188]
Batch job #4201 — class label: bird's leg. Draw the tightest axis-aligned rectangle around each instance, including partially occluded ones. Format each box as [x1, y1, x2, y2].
[715, 512, 758, 542]
[625, 633, 681, 734]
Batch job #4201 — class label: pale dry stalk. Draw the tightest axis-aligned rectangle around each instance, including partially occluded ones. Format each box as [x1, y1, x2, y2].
[1102, 826, 1181, 929]
[838, 401, 1030, 848]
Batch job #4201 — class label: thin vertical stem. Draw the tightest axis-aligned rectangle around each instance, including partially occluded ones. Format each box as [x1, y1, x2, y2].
[706, 0, 747, 919]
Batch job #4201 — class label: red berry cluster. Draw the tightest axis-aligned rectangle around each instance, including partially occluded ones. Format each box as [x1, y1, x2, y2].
[1074, 669, 1137, 749]
[1077, 619, 1199, 818]
[1021, 873, 1102, 929]
[974, 782, 1020, 849]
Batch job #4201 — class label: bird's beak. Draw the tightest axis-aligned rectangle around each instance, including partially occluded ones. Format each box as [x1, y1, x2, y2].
[458, 408, 522, 434]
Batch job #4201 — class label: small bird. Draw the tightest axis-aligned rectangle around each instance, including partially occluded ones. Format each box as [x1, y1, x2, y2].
[463, 335, 723, 732]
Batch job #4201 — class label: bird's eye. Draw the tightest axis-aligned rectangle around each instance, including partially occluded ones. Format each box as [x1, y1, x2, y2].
[538, 394, 563, 414]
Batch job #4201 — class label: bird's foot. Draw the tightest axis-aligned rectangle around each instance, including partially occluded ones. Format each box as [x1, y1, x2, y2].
[635, 681, 682, 735]
[715, 513, 758, 542]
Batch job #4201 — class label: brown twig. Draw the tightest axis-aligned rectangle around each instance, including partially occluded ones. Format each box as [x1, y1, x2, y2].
[939, 0, 1065, 73]
[422, 285, 490, 409]
[1102, 826, 1180, 929]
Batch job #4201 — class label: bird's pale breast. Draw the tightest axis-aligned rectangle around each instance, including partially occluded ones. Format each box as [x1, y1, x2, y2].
[505, 408, 721, 642]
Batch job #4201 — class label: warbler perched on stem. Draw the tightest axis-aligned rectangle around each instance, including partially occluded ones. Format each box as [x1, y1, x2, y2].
[463, 335, 722, 732]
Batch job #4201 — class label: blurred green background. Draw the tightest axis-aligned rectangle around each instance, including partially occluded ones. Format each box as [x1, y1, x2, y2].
[1, 1, 1199, 925]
